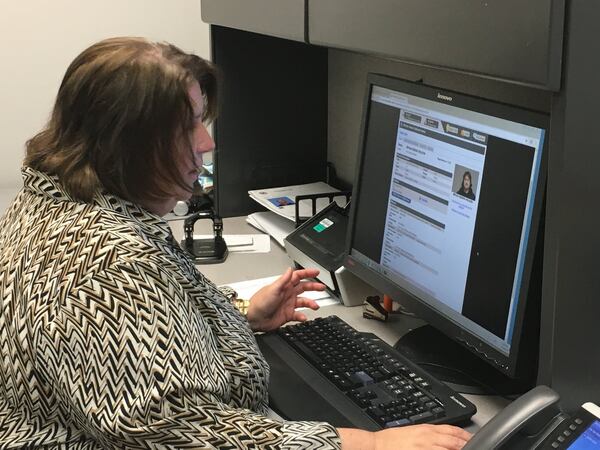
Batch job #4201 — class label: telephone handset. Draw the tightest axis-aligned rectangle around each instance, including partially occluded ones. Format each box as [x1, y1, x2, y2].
[465, 385, 600, 449]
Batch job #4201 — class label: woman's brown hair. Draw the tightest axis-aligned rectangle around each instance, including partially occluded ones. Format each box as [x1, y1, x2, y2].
[24, 37, 218, 204]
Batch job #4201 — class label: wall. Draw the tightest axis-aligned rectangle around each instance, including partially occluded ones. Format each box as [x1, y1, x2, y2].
[0, 0, 210, 194]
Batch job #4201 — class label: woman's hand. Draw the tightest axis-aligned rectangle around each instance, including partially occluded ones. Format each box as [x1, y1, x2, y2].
[373, 425, 471, 450]
[338, 424, 471, 450]
[246, 267, 326, 332]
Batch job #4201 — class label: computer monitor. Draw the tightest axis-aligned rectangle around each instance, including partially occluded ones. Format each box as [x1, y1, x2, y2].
[345, 74, 548, 393]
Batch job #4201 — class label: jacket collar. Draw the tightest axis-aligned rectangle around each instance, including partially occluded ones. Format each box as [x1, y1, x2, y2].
[22, 166, 173, 242]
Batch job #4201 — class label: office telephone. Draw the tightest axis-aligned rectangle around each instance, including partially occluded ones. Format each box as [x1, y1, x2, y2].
[464, 385, 600, 449]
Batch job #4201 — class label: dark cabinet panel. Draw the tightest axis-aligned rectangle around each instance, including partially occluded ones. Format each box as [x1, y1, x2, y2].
[202, 0, 306, 42]
[211, 27, 328, 218]
[308, 0, 565, 90]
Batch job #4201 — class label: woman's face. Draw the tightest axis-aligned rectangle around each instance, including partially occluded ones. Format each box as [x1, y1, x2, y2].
[172, 82, 215, 198]
[148, 82, 215, 216]
[463, 174, 471, 190]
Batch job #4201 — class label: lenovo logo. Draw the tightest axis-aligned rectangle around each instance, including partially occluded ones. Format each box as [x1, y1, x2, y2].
[450, 396, 467, 408]
[437, 93, 453, 102]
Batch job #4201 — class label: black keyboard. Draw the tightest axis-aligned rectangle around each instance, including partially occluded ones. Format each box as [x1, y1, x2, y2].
[256, 315, 476, 431]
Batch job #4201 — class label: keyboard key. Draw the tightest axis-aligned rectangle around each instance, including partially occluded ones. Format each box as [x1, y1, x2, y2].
[366, 406, 386, 419]
[364, 390, 377, 399]
[350, 371, 374, 386]
[409, 411, 434, 423]
[385, 418, 410, 428]
[371, 370, 385, 381]
[431, 407, 445, 417]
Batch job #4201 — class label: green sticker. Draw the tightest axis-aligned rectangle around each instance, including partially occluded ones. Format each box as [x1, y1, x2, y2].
[313, 223, 326, 232]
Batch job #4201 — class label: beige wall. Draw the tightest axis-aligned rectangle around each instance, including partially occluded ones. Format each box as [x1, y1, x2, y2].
[0, 0, 210, 190]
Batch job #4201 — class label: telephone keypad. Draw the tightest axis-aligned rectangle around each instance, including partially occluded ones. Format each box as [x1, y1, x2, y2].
[547, 416, 584, 449]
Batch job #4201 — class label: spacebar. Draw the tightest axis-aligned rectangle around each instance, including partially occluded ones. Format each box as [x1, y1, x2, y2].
[256, 332, 379, 431]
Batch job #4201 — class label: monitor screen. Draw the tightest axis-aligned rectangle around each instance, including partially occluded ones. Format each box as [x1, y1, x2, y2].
[345, 74, 548, 378]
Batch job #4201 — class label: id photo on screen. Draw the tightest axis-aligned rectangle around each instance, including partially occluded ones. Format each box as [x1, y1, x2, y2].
[453, 165, 479, 201]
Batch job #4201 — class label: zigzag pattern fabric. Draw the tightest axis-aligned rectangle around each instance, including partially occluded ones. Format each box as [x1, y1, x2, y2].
[0, 167, 341, 449]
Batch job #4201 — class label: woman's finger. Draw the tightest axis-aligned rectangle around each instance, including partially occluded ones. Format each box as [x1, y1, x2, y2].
[273, 267, 293, 290]
[430, 424, 472, 442]
[292, 310, 308, 322]
[295, 297, 320, 310]
[291, 268, 320, 283]
[295, 281, 327, 294]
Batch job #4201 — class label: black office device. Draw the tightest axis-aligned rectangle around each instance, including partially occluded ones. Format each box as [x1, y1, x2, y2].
[345, 74, 548, 393]
[257, 74, 547, 429]
[286, 202, 349, 273]
[464, 385, 600, 449]
[181, 209, 228, 264]
[284, 202, 376, 306]
[181, 181, 228, 264]
[257, 316, 476, 430]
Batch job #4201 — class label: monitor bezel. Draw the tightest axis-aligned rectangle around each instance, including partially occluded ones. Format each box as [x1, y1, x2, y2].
[344, 73, 548, 378]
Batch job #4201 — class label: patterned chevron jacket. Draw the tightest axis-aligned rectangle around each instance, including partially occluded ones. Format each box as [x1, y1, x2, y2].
[0, 167, 340, 449]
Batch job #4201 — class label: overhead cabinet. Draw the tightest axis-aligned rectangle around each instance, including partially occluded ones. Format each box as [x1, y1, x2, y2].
[201, 0, 306, 42]
[202, 0, 565, 89]
[307, 0, 565, 90]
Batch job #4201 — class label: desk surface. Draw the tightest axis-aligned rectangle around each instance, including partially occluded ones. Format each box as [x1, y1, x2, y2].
[174, 215, 510, 433]
[171, 214, 293, 285]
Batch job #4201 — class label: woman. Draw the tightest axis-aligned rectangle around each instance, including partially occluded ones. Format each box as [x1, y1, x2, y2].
[0, 37, 470, 449]
[456, 171, 476, 200]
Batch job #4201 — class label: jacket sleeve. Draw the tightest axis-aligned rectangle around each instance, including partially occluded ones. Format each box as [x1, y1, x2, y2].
[35, 259, 341, 449]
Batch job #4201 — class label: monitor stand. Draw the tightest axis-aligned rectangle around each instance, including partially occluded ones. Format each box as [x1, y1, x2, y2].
[393, 325, 534, 396]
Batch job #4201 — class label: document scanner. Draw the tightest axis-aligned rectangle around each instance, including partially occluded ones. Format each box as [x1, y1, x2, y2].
[284, 202, 377, 306]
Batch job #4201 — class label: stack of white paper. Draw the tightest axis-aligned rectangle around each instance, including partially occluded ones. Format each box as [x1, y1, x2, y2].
[246, 211, 296, 247]
[248, 182, 345, 222]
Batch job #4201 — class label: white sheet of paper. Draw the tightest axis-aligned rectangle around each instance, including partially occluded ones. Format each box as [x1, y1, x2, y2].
[193, 234, 271, 253]
[246, 214, 266, 233]
[221, 275, 339, 310]
[246, 211, 295, 247]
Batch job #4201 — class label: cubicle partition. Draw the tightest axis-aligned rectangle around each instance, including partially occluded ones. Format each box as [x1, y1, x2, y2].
[210, 26, 328, 218]
[202, 0, 600, 412]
